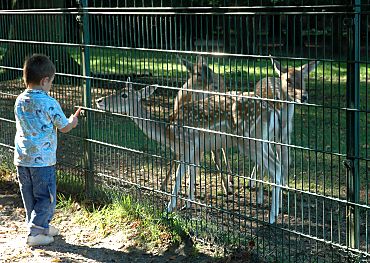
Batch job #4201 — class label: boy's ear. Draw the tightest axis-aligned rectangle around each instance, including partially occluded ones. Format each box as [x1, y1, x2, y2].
[40, 76, 52, 86]
[40, 77, 47, 86]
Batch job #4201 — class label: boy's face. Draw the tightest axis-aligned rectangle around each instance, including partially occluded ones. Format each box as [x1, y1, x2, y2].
[40, 75, 55, 92]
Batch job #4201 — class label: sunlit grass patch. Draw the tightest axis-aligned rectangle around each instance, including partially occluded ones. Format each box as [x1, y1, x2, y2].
[56, 192, 183, 250]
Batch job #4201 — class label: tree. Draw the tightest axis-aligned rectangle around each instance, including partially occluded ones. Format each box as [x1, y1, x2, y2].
[0, 0, 81, 82]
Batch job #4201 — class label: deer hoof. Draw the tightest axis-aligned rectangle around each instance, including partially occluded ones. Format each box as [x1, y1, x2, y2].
[269, 214, 277, 224]
[166, 202, 176, 213]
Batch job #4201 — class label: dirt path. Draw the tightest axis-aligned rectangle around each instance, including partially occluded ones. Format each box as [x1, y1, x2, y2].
[0, 174, 257, 263]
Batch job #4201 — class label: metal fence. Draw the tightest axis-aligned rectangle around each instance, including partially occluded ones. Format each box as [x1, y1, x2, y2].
[0, 0, 369, 262]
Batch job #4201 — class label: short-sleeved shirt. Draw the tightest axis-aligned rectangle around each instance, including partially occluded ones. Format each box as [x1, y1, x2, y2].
[14, 89, 69, 167]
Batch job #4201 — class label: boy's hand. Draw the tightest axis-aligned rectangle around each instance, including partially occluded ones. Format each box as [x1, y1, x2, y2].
[68, 115, 78, 128]
[74, 107, 82, 117]
[68, 107, 81, 128]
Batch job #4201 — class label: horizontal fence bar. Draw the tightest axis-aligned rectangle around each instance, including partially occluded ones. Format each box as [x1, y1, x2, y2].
[77, 106, 370, 162]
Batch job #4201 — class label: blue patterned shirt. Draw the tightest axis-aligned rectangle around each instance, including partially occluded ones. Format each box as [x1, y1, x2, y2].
[14, 89, 69, 167]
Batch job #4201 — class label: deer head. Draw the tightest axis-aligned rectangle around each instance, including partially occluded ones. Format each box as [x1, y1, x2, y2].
[179, 55, 225, 92]
[172, 55, 226, 119]
[95, 79, 157, 114]
[270, 57, 319, 103]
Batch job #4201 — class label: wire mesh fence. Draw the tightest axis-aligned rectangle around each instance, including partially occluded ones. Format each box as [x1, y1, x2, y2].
[0, 1, 369, 262]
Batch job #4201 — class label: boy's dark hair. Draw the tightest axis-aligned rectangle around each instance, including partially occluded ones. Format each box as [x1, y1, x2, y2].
[23, 54, 56, 85]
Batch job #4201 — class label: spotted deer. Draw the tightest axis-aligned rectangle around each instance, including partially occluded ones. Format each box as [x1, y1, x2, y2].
[249, 57, 319, 204]
[163, 55, 234, 196]
[96, 81, 283, 224]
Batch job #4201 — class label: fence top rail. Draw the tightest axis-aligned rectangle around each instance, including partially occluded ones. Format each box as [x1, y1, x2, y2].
[0, 6, 355, 15]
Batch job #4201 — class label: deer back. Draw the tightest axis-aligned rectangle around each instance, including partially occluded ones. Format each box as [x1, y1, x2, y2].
[170, 91, 274, 141]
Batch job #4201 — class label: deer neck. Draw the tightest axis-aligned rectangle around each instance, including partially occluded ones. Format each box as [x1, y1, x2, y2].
[267, 79, 294, 133]
[130, 101, 168, 145]
[260, 77, 294, 127]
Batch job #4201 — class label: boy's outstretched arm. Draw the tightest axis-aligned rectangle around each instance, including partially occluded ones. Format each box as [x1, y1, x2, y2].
[59, 107, 81, 133]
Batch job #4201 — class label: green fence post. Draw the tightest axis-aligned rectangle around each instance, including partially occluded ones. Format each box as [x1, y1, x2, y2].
[80, 0, 94, 197]
[345, 0, 361, 250]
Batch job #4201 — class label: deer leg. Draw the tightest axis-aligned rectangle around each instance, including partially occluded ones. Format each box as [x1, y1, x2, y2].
[247, 136, 281, 224]
[253, 148, 281, 224]
[187, 150, 199, 209]
[167, 161, 186, 212]
[211, 149, 233, 195]
[161, 155, 176, 191]
[269, 166, 282, 224]
[249, 164, 264, 204]
[262, 149, 282, 224]
[266, 110, 282, 222]
[249, 165, 258, 188]
[279, 125, 287, 186]
[221, 148, 234, 194]
[279, 106, 294, 201]
[255, 114, 276, 205]
[256, 165, 265, 205]
[279, 121, 292, 208]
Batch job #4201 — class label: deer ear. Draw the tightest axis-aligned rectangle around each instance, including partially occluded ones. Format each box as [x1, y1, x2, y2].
[177, 55, 194, 73]
[138, 85, 157, 100]
[200, 65, 214, 85]
[125, 77, 133, 89]
[302, 60, 320, 76]
[270, 56, 286, 77]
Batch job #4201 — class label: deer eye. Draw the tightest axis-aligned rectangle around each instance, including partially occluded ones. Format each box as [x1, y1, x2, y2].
[121, 94, 128, 99]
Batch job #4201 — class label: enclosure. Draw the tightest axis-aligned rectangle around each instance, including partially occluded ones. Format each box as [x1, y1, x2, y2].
[0, 0, 369, 262]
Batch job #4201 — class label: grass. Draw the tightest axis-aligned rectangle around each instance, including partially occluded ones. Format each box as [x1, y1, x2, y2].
[54, 166, 260, 260]
[56, 168, 191, 248]
[91, 112, 160, 152]
[56, 192, 184, 250]
[68, 47, 369, 87]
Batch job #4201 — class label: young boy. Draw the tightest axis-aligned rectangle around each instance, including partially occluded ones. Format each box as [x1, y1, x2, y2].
[14, 54, 80, 246]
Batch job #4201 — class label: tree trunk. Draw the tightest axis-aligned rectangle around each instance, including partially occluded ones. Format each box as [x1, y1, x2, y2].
[286, 15, 303, 56]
